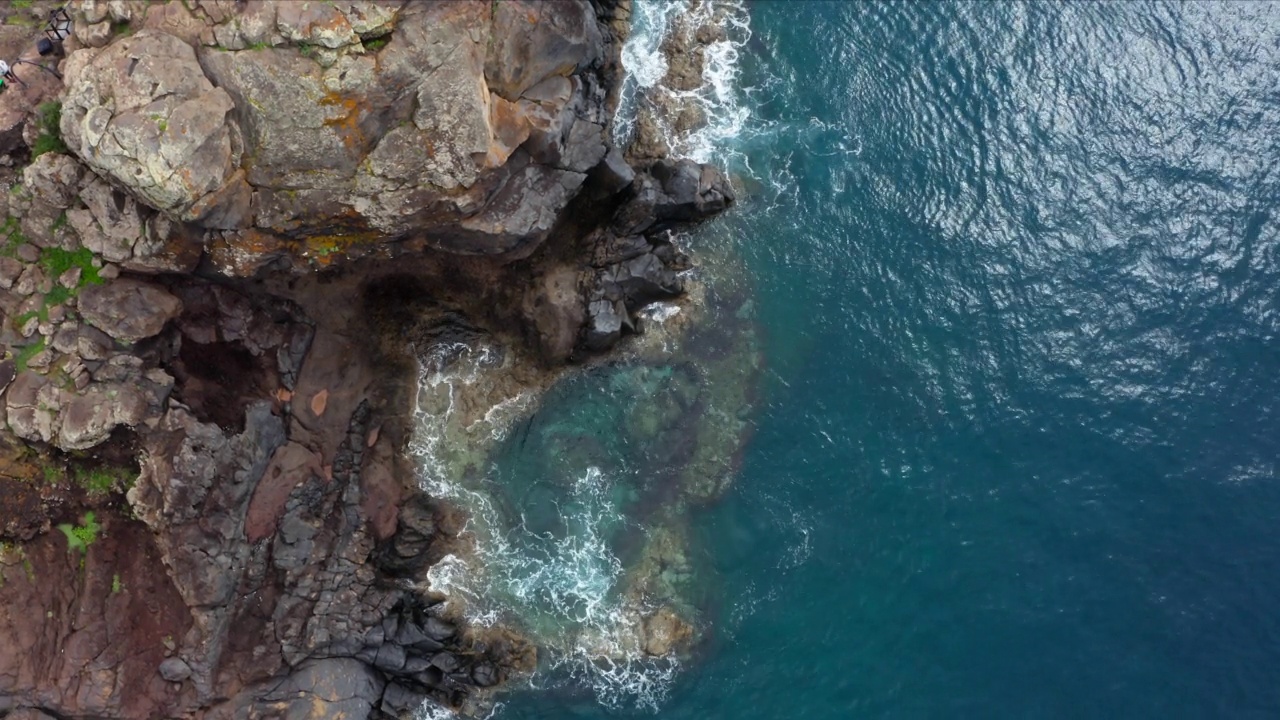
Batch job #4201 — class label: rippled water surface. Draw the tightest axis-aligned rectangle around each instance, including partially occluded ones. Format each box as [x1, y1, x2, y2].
[495, 1, 1280, 717]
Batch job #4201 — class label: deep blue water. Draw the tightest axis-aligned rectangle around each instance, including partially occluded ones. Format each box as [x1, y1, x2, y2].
[504, 1, 1280, 717]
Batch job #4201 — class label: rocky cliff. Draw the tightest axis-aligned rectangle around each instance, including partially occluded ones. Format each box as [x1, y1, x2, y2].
[0, 1, 732, 718]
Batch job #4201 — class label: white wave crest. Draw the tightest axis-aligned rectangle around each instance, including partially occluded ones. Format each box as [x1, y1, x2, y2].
[409, 345, 685, 713]
[615, 0, 753, 165]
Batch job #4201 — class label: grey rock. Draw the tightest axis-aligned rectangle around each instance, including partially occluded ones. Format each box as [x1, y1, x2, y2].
[0, 256, 21, 290]
[612, 172, 661, 235]
[14, 243, 38, 263]
[78, 20, 113, 48]
[457, 162, 587, 254]
[486, 0, 602, 99]
[81, 0, 109, 24]
[61, 31, 251, 229]
[78, 279, 183, 343]
[58, 382, 151, 450]
[373, 643, 406, 672]
[430, 651, 460, 673]
[593, 146, 636, 195]
[107, 0, 131, 23]
[58, 267, 81, 290]
[395, 622, 444, 654]
[71, 176, 147, 264]
[380, 682, 423, 715]
[423, 617, 456, 642]
[650, 159, 735, 226]
[611, 251, 682, 310]
[20, 153, 83, 210]
[586, 298, 625, 351]
[402, 656, 433, 674]
[159, 657, 192, 682]
[272, 659, 384, 720]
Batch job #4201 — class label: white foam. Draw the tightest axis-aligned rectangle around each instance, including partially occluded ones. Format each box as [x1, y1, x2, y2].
[678, 0, 753, 163]
[615, 0, 753, 165]
[614, 0, 688, 146]
[409, 345, 686, 712]
[638, 301, 682, 324]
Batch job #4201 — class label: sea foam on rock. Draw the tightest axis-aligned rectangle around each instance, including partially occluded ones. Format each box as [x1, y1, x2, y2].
[0, 0, 736, 717]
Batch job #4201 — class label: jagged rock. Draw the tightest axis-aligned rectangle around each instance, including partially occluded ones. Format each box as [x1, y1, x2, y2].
[650, 158, 735, 224]
[424, 618, 456, 642]
[3, 372, 57, 444]
[380, 683, 424, 716]
[486, 0, 603, 99]
[430, 652, 460, 673]
[81, 0, 110, 24]
[395, 622, 444, 654]
[594, 146, 637, 195]
[60, 31, 251, 228]
[69, 176, 148, 264]
[373, 494, 439, 577]
[57, 381, 151, 450]
[0, 1, 740, 716]
[607, 250, 683, 310]
[586, 298, 627, 350]
[77, 279, 183, 343]
[373, 644, 407, 672]
[58, 267, 81, 290]
[107, 0, 132, 24]
[275, 2, 360, 50]
[77, 19, 113, 48]
[21, 154, 83, 211]
[0, 257, 21, 290]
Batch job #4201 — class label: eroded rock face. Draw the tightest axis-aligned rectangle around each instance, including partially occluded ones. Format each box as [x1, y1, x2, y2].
[0, 0, 737, 717]
[50, 0, 622, 258]
[60, 31, 251, 229]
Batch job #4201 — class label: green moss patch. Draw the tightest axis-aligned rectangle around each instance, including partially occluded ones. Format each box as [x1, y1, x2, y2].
[57, 512, 100, 554]
[31, 102, 66, 159]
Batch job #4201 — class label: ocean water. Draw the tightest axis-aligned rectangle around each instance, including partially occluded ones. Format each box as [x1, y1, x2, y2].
[435, 1, 1280, 718]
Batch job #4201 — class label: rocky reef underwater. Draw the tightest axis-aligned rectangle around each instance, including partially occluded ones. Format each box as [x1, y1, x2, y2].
[0, 1, 756, 718]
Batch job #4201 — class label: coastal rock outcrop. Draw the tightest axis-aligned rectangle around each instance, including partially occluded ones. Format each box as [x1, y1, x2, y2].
[53, 0, 632, 259]
[0, 0, 736, 718]
[60, 30, 252, 228]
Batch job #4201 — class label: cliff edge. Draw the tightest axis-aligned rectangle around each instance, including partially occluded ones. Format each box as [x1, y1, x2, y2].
[0, 1, 733, 718]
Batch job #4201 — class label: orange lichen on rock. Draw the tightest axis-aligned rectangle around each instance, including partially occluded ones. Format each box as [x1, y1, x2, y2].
[319, 91, 367, 152]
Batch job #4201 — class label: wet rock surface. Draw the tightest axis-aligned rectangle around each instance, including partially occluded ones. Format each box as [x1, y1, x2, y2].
[0, 0, 736, 718]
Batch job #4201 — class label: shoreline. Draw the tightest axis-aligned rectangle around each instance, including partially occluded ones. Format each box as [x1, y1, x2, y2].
[0, 0, 750, 717]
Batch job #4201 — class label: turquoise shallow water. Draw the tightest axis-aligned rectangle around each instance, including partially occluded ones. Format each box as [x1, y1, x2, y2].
[498, 1, 1280, 717]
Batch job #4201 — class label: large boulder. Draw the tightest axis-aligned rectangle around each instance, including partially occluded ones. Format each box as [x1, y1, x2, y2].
[77, 279, 183, 344]
[486, 0, 603, 100]
[197, 0, 610, 255]
[60, 31, 252, 229]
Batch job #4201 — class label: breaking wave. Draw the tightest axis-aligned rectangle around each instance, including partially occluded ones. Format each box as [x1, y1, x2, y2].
[614, 0, 752, 165]
[407, 347, 681, 713]
[406, 3, 758, 714]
